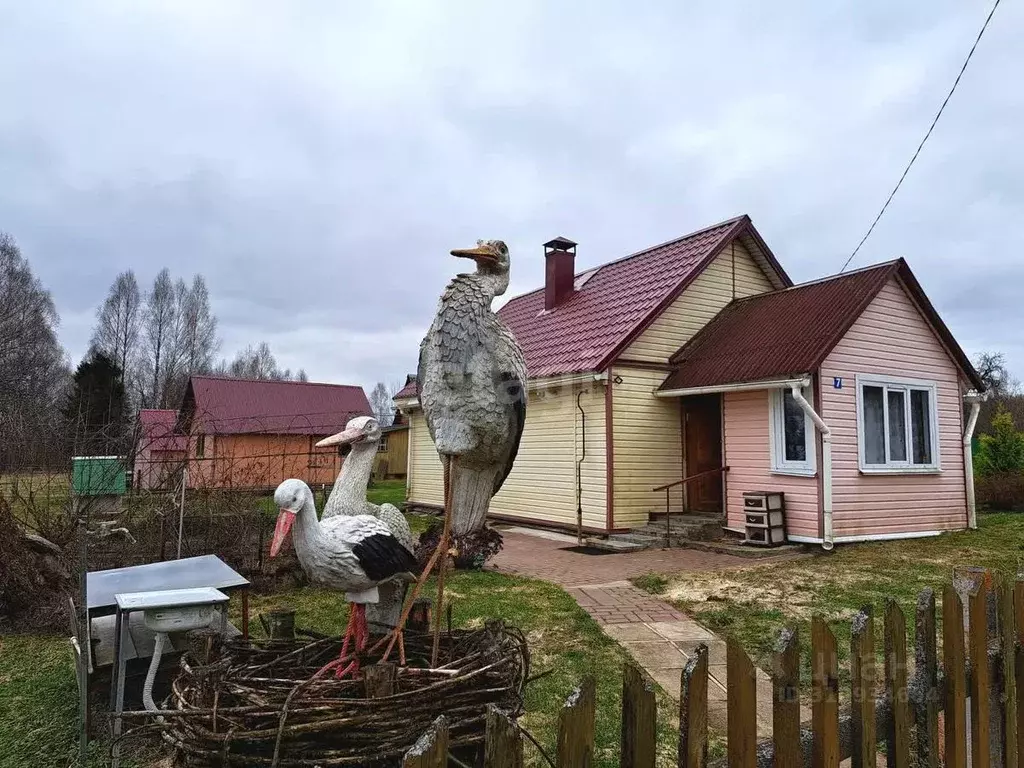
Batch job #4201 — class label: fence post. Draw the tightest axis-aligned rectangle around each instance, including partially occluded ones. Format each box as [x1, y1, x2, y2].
[403, 716, 448, 768]
[850, 608, 876, 768]
[557, 677, 595, 768]
[943, 584, 968, 768]
[969, 582, 991, 768]
[884, 600, 911, 768]
[913, 589, 939, 768]
[811, 615, 839, 768]
[727, 638, 756, 768]
[679, 643, 709, 768]
[484, 705, 523, 768]
[1001, 578, 1018, 768]
[621, 663, 657, 768]
[771, 629, 800, 768]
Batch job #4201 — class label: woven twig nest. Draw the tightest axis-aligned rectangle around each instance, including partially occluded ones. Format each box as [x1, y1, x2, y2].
[159, 621, 529, 766]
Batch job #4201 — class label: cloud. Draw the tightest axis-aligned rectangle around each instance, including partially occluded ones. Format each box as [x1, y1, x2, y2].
[2, 0, 1022, 392]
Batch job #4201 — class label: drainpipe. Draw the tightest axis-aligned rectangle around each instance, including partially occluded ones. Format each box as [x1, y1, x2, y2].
[790, 380, 834, 551]
[963, 390, 988, 530]
[576, 392, 586, 546]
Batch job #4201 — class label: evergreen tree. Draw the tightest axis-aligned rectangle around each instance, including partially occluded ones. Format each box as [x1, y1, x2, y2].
[63, 350, 127, 455]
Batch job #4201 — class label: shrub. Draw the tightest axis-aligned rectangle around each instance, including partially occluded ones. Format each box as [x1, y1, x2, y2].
[976, 472, 1024, 512]
[975, 406, 1024, 477]
[414, 523, 504, 570]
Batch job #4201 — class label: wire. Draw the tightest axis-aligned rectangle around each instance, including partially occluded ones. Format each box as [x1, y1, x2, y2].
[840, 0, 1002, 272]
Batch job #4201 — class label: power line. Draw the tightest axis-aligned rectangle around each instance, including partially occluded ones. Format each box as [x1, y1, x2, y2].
[840, 0, 1002, 272]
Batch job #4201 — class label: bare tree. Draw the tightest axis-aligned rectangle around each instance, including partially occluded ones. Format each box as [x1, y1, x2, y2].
[223, 342, 283, 380]
[89, 270, 142, 398]
[369, 381, 395, 425]
[975, 351, 1018, 396]
[142, 269, 177, 407]
[297, 368, 309, 382]
[0, 232, 69, 469]
[178, 275, 219, 377]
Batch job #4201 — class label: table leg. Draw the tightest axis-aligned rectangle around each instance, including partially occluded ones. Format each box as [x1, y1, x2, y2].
[241, 590, 249, 640]
[108, 608, 123, 710]
[111, 610, 129, 768]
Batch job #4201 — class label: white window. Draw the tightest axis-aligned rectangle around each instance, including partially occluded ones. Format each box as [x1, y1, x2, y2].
[377, 435, 389, 453]
[856, 375, 939, 473]
[770, 387, 816, 476]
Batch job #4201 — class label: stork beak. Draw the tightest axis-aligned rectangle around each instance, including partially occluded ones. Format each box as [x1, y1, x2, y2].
[269, 509, 296, 558]
[315, 426, 364, 448]
[451, 245, 497, 264]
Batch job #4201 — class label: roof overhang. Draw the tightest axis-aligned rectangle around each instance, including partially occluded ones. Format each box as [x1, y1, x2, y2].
[655, 375, 811, 398]
[396, 371, 609, 409]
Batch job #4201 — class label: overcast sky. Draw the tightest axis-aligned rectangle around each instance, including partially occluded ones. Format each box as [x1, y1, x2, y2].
[2, 1, 1020, 392]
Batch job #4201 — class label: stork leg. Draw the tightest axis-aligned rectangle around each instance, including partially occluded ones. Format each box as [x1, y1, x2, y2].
[313, 604, 363, 680]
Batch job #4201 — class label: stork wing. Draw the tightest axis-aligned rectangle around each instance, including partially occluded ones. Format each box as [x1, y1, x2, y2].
[493, 340, 528, 496]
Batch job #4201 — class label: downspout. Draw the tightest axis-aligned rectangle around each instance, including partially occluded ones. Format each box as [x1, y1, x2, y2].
[790, 380, 834, 551]
[963, 390, 988, 530]
[576, 392, 586, 546]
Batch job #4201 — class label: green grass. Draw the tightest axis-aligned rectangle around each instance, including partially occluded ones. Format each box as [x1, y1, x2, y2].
[366, 479, 407, 507]
[2, 569, 681, 768]
[639, 512, 1024, 689]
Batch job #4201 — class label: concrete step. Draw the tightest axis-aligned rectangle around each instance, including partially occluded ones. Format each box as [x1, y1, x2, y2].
[683, 538, 808, 559]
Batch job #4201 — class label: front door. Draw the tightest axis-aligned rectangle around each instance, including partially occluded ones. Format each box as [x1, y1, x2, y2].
[682, 394, 723, 513]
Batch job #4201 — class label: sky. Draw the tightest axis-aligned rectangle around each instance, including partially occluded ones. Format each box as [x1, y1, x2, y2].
[2, 0, 1021, 393]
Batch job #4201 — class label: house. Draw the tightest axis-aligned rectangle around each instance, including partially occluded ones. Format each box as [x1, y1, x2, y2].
[395, 215, 986, 546]
[135, 409, 187, 490]
[373, 419, 410, 481]
[177, 375, 372, 490]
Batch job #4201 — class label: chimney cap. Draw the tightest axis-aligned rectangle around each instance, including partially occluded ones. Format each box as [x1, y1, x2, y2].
[543, 236, 577, 252]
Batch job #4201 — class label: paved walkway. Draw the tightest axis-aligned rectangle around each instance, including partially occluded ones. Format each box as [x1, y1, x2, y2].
[490, 527, 810, 735]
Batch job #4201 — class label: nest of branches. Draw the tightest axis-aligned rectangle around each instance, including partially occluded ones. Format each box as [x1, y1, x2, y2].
[152, 621, 528, 766]
[415, 524, 504, 571]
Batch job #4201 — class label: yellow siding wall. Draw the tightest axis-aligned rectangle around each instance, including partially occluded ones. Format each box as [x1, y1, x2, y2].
[623, 241, 774, 363]
[610, 367, 682, 528]
[405, 384, 608, 529]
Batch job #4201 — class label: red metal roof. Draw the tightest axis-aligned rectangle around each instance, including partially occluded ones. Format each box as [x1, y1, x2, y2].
[393, 215, 790, 397]
[660, 259, 984, 391]
[139, 409, 186, 451]
[183, 375, 371, 435]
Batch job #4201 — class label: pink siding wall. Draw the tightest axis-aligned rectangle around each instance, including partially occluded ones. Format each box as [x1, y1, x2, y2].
[723, 389, 820, 538]
[820, 278, 967, 538]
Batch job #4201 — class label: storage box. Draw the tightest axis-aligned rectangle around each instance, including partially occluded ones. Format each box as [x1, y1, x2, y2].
[742, 491, 786, 546]
[72, 456, 127, 497]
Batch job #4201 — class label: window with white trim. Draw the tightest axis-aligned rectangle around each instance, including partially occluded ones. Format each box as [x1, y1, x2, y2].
[770, 387, 816, 475]
[856, 375, 939, 472]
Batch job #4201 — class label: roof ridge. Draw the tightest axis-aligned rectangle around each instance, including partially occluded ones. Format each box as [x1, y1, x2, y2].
[726, 259, 900, 306]
[191, 373, 361, 389]
[500, 214, 750, 309]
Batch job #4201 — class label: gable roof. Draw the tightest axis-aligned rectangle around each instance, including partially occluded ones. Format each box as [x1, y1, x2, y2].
[180, 375, 371, 435]
[138, 409, 186, 452]
[659, 258, 984, 392]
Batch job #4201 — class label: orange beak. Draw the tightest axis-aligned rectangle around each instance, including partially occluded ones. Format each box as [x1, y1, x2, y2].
[315, 426, 364, 448]
[270, 509, 296, 557]
[451, 245, 497, 265]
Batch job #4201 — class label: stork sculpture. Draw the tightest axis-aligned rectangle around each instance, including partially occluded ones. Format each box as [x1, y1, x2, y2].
[411, 239, 527, 662]
[316, 416, 413, 628]
[269, 479, 418, 679]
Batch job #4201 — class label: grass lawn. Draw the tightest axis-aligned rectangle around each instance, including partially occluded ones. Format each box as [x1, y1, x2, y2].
[1, 568, 682, 768]
[632, 512, 1024, 689]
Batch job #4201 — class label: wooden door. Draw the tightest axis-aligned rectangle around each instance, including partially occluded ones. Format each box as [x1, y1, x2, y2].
[683, 394, 723, 513]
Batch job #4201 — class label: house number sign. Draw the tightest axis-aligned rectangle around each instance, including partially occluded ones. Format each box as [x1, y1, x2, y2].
[833, 377, 843, 389]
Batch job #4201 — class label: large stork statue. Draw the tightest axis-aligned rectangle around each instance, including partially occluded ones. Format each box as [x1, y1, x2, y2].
[418, 239, 527, 535]
[316, 416, 413, 628]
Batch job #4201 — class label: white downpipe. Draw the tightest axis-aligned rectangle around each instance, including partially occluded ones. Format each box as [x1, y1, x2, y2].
[656, 376, 809, 398]
[963, 390, 988, 530]
[790, 381, 834, 551]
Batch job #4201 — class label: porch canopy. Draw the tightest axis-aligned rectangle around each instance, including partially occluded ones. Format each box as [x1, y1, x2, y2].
[655, 260, 980, 396]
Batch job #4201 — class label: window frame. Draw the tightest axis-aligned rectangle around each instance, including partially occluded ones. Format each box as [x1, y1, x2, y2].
[377, 435, 389, 453]
[769, 386, 817, 477]
[196, 434, 206, 459]
[855, 374, 940, 474]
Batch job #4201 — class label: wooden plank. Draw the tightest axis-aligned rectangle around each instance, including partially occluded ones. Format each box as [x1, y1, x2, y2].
[362, 662, 396, 698]
[1017, 643, 1024, 768]
[850, 608, 876, 768]
[403, 716, 448, 768]
[943, 584, 968, 768]
[557, 676, 595, 768]
[970, 583, 991, 768]
[914, 589, 939, 768]
[727, 638, 756, 768]
[621, 663, 657, 768]
[1016, 580, 1024, 644]
[883, 600, 911, 768]
[771, 628, 800, 768]
[679, 643, 709, 768]
[811, 616, 839, 768]
[484, 705, 523, 768]
[1002, 578, 1019, 768]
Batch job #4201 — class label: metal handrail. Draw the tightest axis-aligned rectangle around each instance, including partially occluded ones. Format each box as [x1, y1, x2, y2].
[652, 466, 729, 548]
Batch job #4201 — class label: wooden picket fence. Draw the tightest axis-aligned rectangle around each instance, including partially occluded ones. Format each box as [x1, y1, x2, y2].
[402, 573, 1024, 767]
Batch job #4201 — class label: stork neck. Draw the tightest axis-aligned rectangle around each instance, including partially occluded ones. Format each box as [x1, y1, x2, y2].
[292, 493, 321, 556]
[329, 442, 377, 505]
[450, 271, 508, 302]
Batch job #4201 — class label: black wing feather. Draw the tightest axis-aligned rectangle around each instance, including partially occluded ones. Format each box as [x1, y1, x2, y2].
[352, 533, 419, 583]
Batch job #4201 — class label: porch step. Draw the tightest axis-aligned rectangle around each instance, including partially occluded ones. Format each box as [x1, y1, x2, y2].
[683, 538, 808, 559]
[631, 515, 723, 542]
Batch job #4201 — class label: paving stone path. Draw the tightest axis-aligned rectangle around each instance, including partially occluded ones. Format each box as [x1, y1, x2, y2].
[491, 526, 811, 736]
